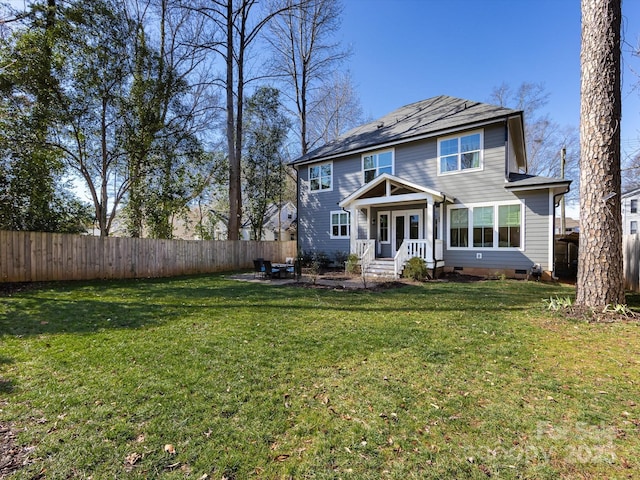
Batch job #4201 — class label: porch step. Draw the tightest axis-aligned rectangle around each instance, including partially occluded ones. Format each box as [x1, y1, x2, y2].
[363, 259, 398, 278]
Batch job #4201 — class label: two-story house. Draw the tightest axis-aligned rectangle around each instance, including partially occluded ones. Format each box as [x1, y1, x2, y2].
[622, 188, 640, 235]
[291, 95, 571, 279]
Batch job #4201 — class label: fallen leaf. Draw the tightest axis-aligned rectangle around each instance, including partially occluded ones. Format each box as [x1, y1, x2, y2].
[125, 452, 141, 465]
[274, 454, 290, 462]
[136, 434, 145, 443]
[164, 444, 176, 454]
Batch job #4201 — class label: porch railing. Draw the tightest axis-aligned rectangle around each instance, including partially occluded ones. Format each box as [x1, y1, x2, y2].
[356, 239, 375, 272]
[394, 239, 443, 277]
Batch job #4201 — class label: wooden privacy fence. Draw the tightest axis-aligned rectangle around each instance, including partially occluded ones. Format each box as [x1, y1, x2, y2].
[624, 233, 640, 292]
[0, 231, 296, 283]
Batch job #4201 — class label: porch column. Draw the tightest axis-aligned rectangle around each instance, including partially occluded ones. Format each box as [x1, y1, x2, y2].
[349, 206, 357, 254]
[426, 198, 434, 260]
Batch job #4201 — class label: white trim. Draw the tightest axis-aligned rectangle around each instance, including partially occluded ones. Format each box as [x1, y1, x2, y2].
[329, 210, 350, 239]
[447, 200, 525, 251]
[350, 192, 430, 208]
[362, 148, 394, 183]
[308, 161, 333, 193]
[378, 211, 391, 245]
[549, 190, 554, 273]
[392, 209, 424, 256]
[338, 173, 453, 208]
[437, 129, 484, 176]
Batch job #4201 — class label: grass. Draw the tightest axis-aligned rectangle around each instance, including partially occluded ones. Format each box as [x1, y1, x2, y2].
[1, 275, 639, 479]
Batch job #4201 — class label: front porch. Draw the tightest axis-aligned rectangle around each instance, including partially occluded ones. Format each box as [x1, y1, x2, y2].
[339, 174, 453, 279]
[355, 239, 445, 278]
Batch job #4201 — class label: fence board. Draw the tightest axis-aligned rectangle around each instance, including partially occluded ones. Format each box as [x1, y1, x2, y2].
[0, 231, 296, 283]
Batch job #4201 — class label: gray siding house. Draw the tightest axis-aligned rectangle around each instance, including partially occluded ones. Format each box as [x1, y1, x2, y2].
[291, 96, 571, 279]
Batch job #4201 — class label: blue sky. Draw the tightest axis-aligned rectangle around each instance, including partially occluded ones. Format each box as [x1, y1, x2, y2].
[339, 0, 640, 163]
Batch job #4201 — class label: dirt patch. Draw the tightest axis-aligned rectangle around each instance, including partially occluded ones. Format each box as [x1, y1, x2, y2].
[564, 305, 640, 323]
[0, 424, 31, 478]
[0, 282, 42, 297]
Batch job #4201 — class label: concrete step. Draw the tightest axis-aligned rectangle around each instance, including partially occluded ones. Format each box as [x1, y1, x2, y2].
[364, 259, 398, 278]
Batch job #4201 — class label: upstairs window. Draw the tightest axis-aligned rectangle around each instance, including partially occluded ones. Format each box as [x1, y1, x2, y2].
[309, 162, 332, 192]
[631, 199, 638, 213]
[438, 131, 482, 174]
[363, 150, 393, 183]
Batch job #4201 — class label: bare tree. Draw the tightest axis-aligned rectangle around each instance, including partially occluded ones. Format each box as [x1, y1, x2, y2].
[306, 70, 363, 148]
[193, 0, 294, 240]
[267, 0, 347, 156]
[576, 0, 624, 307]
[490, 82, 579, 184]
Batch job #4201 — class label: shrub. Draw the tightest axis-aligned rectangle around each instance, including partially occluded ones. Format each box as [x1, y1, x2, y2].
[345, 254, 360, 275]
[403, 257, 429, 281]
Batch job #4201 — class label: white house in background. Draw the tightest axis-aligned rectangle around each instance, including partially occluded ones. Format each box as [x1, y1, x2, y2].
[261, 201, 297, 241]
[622, 188, 640, 235]
[554, 217, 580, 235]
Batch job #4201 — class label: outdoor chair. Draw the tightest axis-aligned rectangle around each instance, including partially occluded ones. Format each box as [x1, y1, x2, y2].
[253, 259, 265, 279]
[263, 260, 280, 279]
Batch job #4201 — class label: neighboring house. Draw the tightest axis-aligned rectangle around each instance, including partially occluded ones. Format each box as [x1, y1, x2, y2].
[291, 95, 571, 279]
[554, 216, 580, 235]
[622, 188, 640, 235]
[261, 201, 297, 241]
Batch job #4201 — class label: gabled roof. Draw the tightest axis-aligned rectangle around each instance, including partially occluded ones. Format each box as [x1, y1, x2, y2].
[292, 95, 522, 165]
[339, 173, 455, 209]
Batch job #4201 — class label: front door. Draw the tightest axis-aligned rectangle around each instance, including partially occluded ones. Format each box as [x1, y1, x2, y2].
[392, 210, 423, 255]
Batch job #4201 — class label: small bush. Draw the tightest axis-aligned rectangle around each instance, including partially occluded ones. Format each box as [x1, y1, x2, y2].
[345, 254, 360, 275]
[403, 257, 429, 281]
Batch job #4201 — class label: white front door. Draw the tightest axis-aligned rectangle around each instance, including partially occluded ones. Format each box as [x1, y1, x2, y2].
[392, 210, 423, 256]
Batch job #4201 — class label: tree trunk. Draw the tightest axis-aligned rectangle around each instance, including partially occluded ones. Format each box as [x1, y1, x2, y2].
[226, 0, 240, 240]
[576, 0, 624, 306]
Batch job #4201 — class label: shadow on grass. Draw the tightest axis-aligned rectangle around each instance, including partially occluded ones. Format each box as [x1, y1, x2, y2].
[0, 274, 565, 338]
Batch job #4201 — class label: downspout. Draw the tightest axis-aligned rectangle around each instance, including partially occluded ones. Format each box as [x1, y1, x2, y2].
[552, 186, 571, 279]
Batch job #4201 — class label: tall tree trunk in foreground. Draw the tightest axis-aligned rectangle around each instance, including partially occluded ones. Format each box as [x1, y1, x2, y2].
[576, 0, 624, 307]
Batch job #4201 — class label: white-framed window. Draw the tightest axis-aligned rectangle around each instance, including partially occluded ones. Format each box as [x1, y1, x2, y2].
[378, 212, 390, 244]
[473, 206, 494, 247]
[449, 208, 469, 248]
[438, 130, 483, 175]
[309, 162, 332, 192]
[330, 210, 350, 238]
[631, 199, 638, 214]
[448, 202, 523, 250]
[363, 150, 393, 183]
[631, 221, 638, 234]
[498, 204, 521, 248]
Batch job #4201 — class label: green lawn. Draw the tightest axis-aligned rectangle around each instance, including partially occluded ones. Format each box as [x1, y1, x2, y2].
[1, 275, 639, 479]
